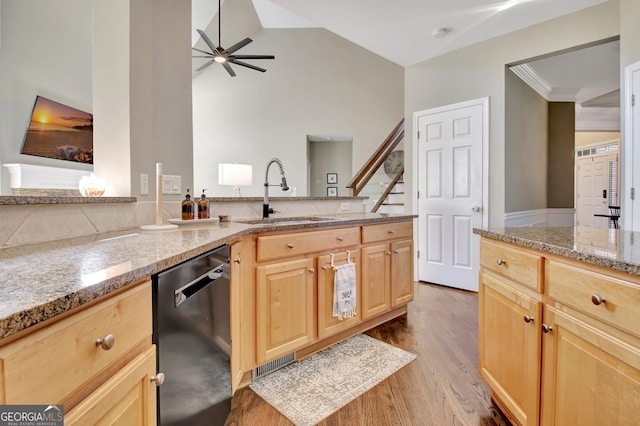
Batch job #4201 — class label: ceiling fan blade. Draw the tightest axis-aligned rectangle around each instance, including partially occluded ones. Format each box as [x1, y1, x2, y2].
[192, 55, 215, 59]
[226, 38, 252, 54]
[222, 62, 237, 77]
[230, 59, 267, 73]
[231, 54, 275, 60]
[192, 47, 214, 56]
[195, 60, 215, 72]
[196, 29, 219, 54]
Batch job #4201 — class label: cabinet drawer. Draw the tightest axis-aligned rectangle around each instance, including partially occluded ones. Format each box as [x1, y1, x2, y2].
[0, 282, 152, 405]
[362, 221, 413, 244]
[257, 227, 360, 262]
[480, 238, 543, 292]
[547, 259, 640, 338]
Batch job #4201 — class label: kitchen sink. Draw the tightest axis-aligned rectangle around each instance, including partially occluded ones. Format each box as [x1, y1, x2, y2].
[235, 216, 336, 225]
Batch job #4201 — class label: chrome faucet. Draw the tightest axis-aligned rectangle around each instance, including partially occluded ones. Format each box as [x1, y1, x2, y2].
[263, 158, 289, 218]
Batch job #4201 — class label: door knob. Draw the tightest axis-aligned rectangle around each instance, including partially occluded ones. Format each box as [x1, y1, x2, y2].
[471, 205, 481, 212]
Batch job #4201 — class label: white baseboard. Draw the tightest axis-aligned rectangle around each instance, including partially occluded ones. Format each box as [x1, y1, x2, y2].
[505, 208, 575, 227]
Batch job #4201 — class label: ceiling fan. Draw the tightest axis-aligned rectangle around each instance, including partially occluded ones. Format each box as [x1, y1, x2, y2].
[192, 0, 274, 77]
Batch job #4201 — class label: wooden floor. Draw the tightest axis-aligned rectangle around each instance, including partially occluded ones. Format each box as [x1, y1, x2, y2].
[226, 282, 511, 426]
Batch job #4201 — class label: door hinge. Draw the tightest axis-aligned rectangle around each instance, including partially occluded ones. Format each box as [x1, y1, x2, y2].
[417, 190, 420, 199]
[417, 250, 420, 258]
[418, 130, 420, 139]
[633, 94, 636, 107]
[632, 187, 635, 200]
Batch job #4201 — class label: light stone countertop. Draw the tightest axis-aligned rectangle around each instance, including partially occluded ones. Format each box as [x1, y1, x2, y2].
[474, 226, 640, 276]
[0, 213, 415, 340]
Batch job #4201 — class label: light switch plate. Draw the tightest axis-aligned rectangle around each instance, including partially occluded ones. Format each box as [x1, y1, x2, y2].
[162, 175, 182, 195]
[140, 174, 149, 195]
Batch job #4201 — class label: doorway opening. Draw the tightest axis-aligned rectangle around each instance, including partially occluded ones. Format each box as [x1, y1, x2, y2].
[306, 135, 353, 197]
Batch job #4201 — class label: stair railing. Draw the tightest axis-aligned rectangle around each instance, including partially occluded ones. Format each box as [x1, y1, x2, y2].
[346, 118, 404, 197]
[371, 166, 404, 213]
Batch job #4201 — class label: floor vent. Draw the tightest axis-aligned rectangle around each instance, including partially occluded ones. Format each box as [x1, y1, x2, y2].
[252, 352, 296, 380]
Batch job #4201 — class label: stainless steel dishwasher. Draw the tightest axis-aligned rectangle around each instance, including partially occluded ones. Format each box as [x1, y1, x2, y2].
[152, 244, 231, 426]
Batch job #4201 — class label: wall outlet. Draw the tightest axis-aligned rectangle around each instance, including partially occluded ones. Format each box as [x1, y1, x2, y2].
[162, 175, 182, 195]
[140, 173, 149, 195]
[340, 202, 351, 211]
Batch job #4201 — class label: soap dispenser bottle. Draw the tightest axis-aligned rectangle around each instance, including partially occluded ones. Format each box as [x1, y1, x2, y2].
[181, 189, 195, 220]
[197, 189, 210, 219]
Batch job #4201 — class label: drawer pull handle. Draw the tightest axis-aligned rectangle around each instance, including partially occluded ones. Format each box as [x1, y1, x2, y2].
[150, 373, 165, 386]
[337, 236, 344, 242]
[234, 257, 241, 264]
[287, 243, 294, 249]
[542, 324, 553, 334]
[95, 334, 115, 350]
[591, 294, 606, 305]
[388, 230, 395, 235]
[523, 315, 534, 323]
[496, 258, 506, 266]
[309, 268, 315, 273]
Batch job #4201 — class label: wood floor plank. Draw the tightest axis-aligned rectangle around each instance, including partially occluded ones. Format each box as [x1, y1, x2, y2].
[225, 282, 511, 426]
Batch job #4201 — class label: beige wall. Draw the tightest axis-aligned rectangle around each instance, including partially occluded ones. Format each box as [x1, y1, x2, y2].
[548, 102, 576, 209]
[575, 131, 620, 147]
[192, 27, 404, 197]
[505, 68, 548, 213]
[405, 0, 620, 227]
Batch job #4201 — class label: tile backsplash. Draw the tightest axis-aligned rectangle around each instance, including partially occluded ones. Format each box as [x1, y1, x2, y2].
[0, 198, 366, 247]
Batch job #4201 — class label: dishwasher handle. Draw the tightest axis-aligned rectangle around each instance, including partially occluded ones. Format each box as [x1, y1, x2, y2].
[174, 264, 225, 307]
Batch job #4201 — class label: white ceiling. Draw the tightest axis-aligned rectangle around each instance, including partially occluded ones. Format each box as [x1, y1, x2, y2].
[193, 0, 619, 127]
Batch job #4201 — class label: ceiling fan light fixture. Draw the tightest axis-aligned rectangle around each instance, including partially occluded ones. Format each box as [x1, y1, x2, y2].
[214, 56, 226, 63]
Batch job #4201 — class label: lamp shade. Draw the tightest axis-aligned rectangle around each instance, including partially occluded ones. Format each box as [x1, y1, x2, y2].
[218, 163, 252, 196]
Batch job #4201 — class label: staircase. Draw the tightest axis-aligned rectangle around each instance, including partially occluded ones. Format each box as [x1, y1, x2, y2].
[346, 119, 405, 213]
[377, 181, 405, 214]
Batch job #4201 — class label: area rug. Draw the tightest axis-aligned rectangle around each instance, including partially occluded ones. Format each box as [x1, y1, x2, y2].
[249, 334, 416, 426]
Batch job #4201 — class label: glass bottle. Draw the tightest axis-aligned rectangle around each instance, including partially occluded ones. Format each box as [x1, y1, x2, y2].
[181, 189, 195, 220]
[197, 189, 210, 219]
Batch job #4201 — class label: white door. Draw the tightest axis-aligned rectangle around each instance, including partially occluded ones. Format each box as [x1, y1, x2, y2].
[576, 153, 617, 228]
[416, 99, 487, 291]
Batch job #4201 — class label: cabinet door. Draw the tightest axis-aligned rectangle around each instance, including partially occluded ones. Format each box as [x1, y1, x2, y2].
[256, 258, 316, 364]
[479, 272, 541, 426]
[541, 306, 640, 426]
[391, 239, 414, 307]
[230, 241, 243, 394]
[317, 250, 361, 339]
[65, 346, 158, 426]
[361, 243, 391, 320]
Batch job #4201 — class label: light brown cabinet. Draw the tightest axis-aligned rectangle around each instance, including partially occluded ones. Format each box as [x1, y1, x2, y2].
[256, 257, 316, 364]
[479, 237, 640, 426]
[317, 250, 361, 339]
[0, 281, 159, 424]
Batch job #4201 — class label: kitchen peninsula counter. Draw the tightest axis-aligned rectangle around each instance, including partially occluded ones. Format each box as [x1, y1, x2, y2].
[0, 213, 415, 340]
[474, 226, 640, 276]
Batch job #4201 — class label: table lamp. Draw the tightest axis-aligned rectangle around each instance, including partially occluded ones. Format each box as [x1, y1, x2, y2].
[218, 163, 253, 197]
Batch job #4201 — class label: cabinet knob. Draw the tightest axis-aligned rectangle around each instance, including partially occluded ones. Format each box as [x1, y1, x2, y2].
[95, 334, 115, 350]
[542, 324, 553, 334]
[287, 243, 294, 249]
[591, 294, 606, 305]
[388, 229, 395, 235]
[496, 258, 506, 266]
[309, 268, 315, 273]
[234, 257, 241, 264]
[337, 236, 344, 242]
[322, 265, 328, 270]
[523, 315, 534, 323]
[393, 250, 399, 254]
[150, 373, 165, 386]
[386, 251, 392, 256]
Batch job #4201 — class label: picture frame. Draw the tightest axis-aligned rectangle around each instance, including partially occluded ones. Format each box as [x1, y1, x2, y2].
[327, 187, 338, 197]
[327, 173, 338, 184]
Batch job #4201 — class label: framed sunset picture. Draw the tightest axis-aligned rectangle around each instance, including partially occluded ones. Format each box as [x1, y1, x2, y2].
[21, 95, 93, 164]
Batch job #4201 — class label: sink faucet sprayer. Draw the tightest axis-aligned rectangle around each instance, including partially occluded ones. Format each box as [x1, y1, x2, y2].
[263, 158, 289, 218]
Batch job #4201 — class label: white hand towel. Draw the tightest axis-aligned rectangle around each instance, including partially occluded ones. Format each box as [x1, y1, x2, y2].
[332, 262, 357, 320]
